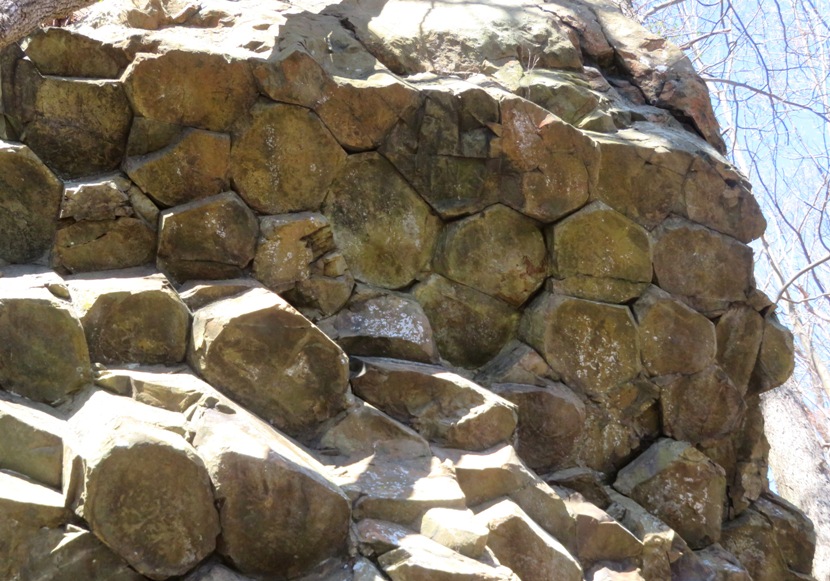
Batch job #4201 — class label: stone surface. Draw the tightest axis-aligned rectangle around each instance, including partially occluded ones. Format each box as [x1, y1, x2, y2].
[565, 497, 643, 565]
[420, 507, 489, 558]
[521, 293, 641, 396]
[124, 128, 230, 207]
[350, 357, 517, 451]
[157, 191, 258, 282]
[22, 28, 130, 78]
[695, 543, 752, 581]
[476, 498, 583, 581]
[0, 392, 65, 488]
[177, 278, 264, 311]
[188, 288, 350, 439]
[53, 218, 157, 273]
[124, 50, 258, 132]
[323, 153, 441, 289]
[413, 274, 521, 368]
[190, 405, 351, 579]
[64, 407, 219, 579]
[0, 270, 91, 403]
[0, 141, 63, 263]
[320, 285, 438, 363]
[434, 204, 547, 306]
[716, 305, 764, 394]
[749, 313, 795, 395]
[60, 174, 133, 221]
[231, 102, 346, 214]
[475, 341, 559, 387]
[490, 382, 585, 472]
[70, 270, 190, 365]
[614, 438, 726, 549]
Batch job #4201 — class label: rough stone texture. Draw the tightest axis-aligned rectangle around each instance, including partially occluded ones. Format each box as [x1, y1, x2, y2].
[351, 357, 517, 451]
[177, 278, 264, 311]
[231, 102, 346, 214]
[69, 271, 190, 365]
[0, 141, 63, 263]
[0, 270, 91, 403]
[323, 153, 441, 289]
[124, 128, 230, 208]
[190, 405, 351, 579]
[749, 313, 795, 396]
[320, 285, 438, 363]
[614, 439, 726, 549]
[0, 392, 65, 488]
[124, 50, 258, 132]
[490, 382, 585, 472]
[716, 305, 764, 395]
[188, 288, 350, 439]
[635, 286, 717, 376]
[476, 341, 559, 387]
[54, 218, 157, 273]
[565, 496, 643, 566]
[22, 28, 130, 78]
[157, 192, 258, 283]
[695, 543, 752, 581]
[434, 204, 547, 306]
[476, 498, 583, 581]
[420, 507, 489, 558]
[521, 293, 641, 396]
[413, 274, 521, 368]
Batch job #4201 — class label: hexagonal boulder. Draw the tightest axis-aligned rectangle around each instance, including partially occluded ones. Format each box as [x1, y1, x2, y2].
[520, 293, 641, 396]
[716, 305, 764, 394]
[231, 102, 346, 214]
[0, 392, 65, 488]
[22, 28, 130, 78]
[123, 50, 257, 132]
[323, 153, 441, 289]
[350, 357, 517, 451]
[413, 274, 520, 368]
[0, 270, 91, 403]
[157, 192, 258, 283]
[564, 497, 643, 566]
[190, 405, 351, 579]
[653, 219, 754, 311]
[69, 270, 189, 365]
[0, 142, 63, 263]
[124, 128, 230, 207]
[634, 286, 717, 376]
[657, 365, 746, 444]
[434, 204, 547, 306]
[614, 439, 726, 549]
[187, 288, 350, 440]
[748, 313, 795, 396]
[551, 202, 652, 284]
[53, 218, 156, 274]
[490, 382, 585, 472]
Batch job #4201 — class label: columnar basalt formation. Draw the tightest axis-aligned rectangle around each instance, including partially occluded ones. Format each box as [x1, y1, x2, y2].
[0, 0, 816, 579]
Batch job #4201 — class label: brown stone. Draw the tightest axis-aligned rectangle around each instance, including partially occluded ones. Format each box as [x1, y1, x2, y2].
[420, 507, 489, 558]
[0, 392, 65, 488]
[716, 305, 764, 395]
[566, 497, 643, 565]
[22, 28, 129, 78]
[748, 313, 795, 395]
[475, 341, 559, 387]
[695, 543, 752, 581]
[59, 174, 133, 221]
[53, 218, 156, 273]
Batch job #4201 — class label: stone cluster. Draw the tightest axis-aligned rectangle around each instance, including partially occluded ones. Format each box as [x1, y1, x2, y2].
[0, 0, 815, 579]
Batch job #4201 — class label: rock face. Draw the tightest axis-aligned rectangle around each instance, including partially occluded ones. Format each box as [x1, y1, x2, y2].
[0, 0, 814, 579]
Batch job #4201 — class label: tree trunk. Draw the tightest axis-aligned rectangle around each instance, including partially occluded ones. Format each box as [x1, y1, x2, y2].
[763, 385, 830, 581]
[0, 0, 97, 48]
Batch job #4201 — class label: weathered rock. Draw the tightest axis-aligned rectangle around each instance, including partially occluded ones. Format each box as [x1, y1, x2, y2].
[715, 305, 764, 394]
[434, 204, 547, 306]
[53, 218, 157, 273]
[419, 507, 489, 558]
[587, 564, 647, 581]
[60, 174, 133, 221]
[157, 191, 258, 282]
[752, 493, 816, 575]
[0, 270, 91, 403]
[124, 50, 258, 132]
[16, 75, 132, 178]
[748, 313, 795, 395]
[231, 102, 346, 214]
[22, 28, 130, 78]
[634, 286, 717, 376]
[13, 525, 146, 581]
[551, 202, 652, 284]
[475, 341, 559, 387]
[521, 293, 641, 396]
[177, 278, 264, 311]
[92, 366, 218, 413]
[188, 288, 350, 439]
[0, 141, 63, 263]
[514, 70, 602, 125]
[657, 365, 746, 444]
[320, 285, 438, 363]
[184, 560, 255, 580]
[64, 409, 219, 579]
[0, 392, 65, 488]
[545, 468, 611, 509]
[355, 518, 419, 557]
[565, 497, 643, 566]
[323, 153, 441, 289]
[350, 357, 517, 451]
[546, 275, 649, 304]
[333, 456, 467, 524]
[319, 399, 431, 461]
[695, 543, 752, 581]
[69, 270, 190, 365]
[490, 382, 585, 472]
[413, 274, 521, 368]
[476, 498, 583, 581]
[190, 405, 351, 579]
[653, 219, 754, 311]
[0, 470, 72, 581]
[614, 439, 726, 549]
[124, 128, 230, 207]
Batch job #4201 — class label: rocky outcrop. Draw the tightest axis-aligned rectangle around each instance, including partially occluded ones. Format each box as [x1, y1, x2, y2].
[0, 0, 814, 579]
